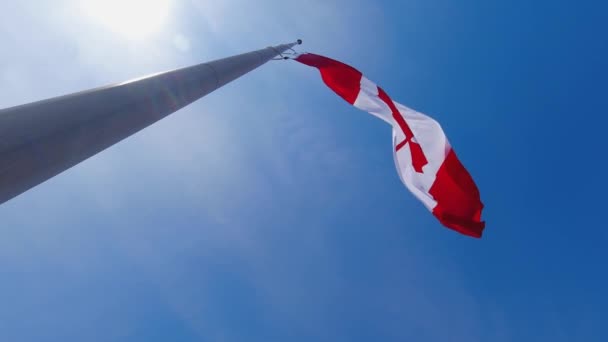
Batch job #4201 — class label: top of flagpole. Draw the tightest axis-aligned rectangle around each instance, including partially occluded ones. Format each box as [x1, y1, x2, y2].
[0, 40, 303, 205]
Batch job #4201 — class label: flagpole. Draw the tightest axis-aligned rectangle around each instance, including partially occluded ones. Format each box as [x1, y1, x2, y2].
[0, 40, 302, 205]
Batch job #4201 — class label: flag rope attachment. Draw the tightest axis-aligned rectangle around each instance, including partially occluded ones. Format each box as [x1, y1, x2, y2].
[271, 39, 303, 60]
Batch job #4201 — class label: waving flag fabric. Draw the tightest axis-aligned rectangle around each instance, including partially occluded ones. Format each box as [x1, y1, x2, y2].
[296, 53, 485, 238]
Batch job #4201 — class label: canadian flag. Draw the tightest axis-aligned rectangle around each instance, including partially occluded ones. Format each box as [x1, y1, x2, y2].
[296, 53, 485, 238]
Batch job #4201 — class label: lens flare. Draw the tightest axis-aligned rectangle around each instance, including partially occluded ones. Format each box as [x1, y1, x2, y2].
[82, 0, 171, 39]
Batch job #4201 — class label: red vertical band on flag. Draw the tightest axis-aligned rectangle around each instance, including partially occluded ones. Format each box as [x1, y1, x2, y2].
[295, 53, 362, 104]
[429, 150, 485, 237]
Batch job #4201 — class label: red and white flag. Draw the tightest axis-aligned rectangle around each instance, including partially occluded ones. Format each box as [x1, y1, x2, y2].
[296, 53, 485, 238]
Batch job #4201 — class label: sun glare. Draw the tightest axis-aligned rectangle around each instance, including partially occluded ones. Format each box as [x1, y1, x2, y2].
[82, 0, 171, 39]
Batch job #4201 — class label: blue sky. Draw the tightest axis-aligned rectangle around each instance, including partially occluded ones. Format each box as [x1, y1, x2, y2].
[1, 0, 607, 341]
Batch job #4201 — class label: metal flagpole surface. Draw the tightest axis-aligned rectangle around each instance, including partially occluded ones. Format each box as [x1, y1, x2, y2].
[0, 40, 302, 205]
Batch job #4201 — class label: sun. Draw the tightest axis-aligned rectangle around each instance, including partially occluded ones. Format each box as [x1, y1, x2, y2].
[82, 0, 171, 39]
